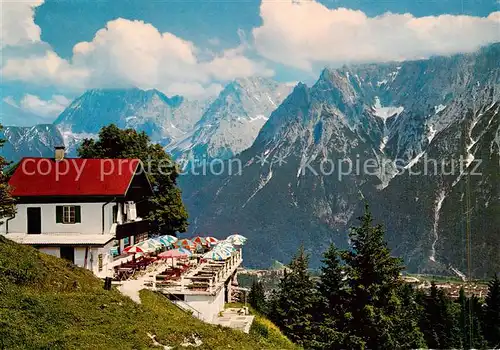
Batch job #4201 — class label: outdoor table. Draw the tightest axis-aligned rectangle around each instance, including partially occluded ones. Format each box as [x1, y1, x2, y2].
[116, 267, 134, 281]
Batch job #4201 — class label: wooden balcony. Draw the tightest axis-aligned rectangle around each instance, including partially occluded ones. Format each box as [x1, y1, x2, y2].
[115, 220, 150, 240]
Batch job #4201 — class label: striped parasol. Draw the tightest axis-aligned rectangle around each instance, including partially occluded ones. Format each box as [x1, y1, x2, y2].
[192, 236, 209, 246]
[206, 237, 219, 245]
[135, 240, 161, 252]
[176, 247, 193, 256]
[159, 235, 178, 245]
[154, 236, 176, 247]
[123, 245, 147, 254]
[213, 242, 235, 255]
[175, 239, 197, 251]
[226, 234, 247, 246]
[203, 250, 231, 261]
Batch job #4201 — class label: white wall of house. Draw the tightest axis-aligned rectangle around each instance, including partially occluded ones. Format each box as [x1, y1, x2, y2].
[34, 241, 115, 278]
[184, 288, 226, 322]
[74, 247, 89, 267]
[39, 246, 61, 258]
[1, 200, 140, 278]
[93, 241, 115, 278]
[1, 202, 117, 235]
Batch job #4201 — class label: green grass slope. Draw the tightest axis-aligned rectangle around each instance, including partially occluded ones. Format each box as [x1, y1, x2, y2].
[0, 236, 298, 350]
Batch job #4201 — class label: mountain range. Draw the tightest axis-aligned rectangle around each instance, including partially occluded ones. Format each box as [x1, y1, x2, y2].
[179, 43, 500, 279]
[0, 78, 292, 163]
[0, 44, 498, 278]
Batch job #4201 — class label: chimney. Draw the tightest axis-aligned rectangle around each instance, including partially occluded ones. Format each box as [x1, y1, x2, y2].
[55, 146, 66, 161]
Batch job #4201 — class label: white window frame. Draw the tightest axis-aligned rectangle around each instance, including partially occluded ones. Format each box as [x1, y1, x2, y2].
[62, 206, 76, 224]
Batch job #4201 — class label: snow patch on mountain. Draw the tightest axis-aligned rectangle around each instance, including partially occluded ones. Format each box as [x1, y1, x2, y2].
[372, 97, 404, 120]
[404, 151, 425, 169]
[58, 129, 97, 157]
[427, 124, 437, 144]
[434, 104, 447, 114]
[430, 190, 446, 263]
[243, 166, 274, 208]
[450, 267, 467, 281]
[376, 79, 388, 87]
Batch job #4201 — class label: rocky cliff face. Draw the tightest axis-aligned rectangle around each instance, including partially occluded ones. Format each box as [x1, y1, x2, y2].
[168, 77, 293, 162]
[179, 44, 500, 278]
[0, 125, 65, 162]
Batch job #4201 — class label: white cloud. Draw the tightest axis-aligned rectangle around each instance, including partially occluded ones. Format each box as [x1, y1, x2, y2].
[1, 18, 272, 97]
[0, 0, 44, 48]
[19, 94, 72, 117]
[2, 96, 18, 107]
[2, 50, 89, 87]
[203, 45, 274, 80]
[253, 0, 500, 70]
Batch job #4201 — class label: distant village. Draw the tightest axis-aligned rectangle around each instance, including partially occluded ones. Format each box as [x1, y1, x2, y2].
[402, 275, 490, 299]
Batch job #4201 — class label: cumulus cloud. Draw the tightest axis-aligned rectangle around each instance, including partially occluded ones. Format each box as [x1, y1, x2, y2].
[0, 0, 44, 48]
[2, 50, 89, 87]
[1, 17, 272, 98]
[203, 45, 274, 80]
[252, 0, 500, 70]
[19, 94, 72, 117]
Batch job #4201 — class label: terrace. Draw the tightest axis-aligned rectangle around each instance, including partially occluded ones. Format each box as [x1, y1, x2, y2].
[152, 248, 243, 295]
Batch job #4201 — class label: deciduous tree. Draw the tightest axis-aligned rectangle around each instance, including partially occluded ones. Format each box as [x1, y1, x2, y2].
[78, 124, 188, 234]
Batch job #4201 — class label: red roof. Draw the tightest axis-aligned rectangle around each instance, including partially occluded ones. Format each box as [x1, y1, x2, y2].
[9, 158, 144, 197]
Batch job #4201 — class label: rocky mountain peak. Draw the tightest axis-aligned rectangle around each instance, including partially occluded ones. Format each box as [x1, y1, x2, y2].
[0, 124, 65, 162]
[53, 87, 207, 146]
[168, 77, 294, 162]
[253, 82, 310, 145]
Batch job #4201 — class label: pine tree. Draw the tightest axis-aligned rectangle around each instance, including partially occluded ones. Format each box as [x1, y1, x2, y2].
[248, 280, 267, 315]
[420, 282, 461, 349]
[458, 287, 488, 349]
[458, 288, 487, 349]
[268, 246, 318, 348]
[340, 204, 424, 349]
[313, 244, 350, 349]
[396, 283, 427, 349]
[484, 274, 500, 348]
[78, 124, 188, 234]
[0, 125, 15, 225]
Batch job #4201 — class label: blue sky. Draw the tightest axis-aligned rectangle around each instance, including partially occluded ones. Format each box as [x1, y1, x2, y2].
[1, 0, 499, 125]
[37, 0, 498, 59]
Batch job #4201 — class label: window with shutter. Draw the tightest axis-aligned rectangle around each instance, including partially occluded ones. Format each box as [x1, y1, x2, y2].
[56, 206, 81, 224]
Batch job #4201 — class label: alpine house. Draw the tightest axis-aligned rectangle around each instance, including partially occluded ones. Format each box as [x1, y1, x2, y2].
[1, 147, 153, 277]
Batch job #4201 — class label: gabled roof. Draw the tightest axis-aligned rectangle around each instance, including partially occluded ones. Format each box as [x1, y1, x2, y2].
[9, 158, 148, 197]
